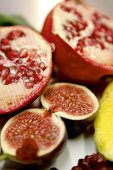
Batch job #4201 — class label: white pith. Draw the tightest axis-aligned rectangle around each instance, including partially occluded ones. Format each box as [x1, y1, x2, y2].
[53, 1, 113, 65]
[0, 26, 52, 112]
[1, 108, 66, 158]
[41, 83, 99, 120]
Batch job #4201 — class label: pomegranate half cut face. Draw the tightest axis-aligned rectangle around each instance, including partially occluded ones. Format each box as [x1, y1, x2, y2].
[0, 26, 52, 114]
[42, 1, 113, 83]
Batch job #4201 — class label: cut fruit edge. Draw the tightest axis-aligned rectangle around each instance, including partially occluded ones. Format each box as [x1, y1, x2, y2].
[41, 83, 99, 120]
[0, 109, 67, 160]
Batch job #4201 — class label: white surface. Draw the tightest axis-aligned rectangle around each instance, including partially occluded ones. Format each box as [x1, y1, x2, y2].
[0, 0, 113, 170]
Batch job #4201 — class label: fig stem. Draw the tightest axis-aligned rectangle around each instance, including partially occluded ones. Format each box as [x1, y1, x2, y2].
[0, 153, 8, 161]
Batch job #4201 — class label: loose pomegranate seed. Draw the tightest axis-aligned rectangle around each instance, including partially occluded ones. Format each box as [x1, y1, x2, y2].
[0, 38, 11, 53]
[7, 50, 19, 61]
[7, 30, 25, 40]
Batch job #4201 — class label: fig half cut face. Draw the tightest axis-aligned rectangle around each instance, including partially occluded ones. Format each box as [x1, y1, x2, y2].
[1, 108, 67, 165]
[41, 83, 99, 137]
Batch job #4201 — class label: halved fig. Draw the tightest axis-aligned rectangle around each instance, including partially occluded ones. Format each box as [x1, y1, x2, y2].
[42, 1, 113, 83]
[0, 26, 52, 114]
[0, 108, 67, 165]
[41, 83, 99, 137]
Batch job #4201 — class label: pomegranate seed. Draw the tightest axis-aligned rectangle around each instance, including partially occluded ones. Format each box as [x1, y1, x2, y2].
[5, 75, 12, 85]
[26, 69, 35, 76]
[61, 5, 82, 19]
[29, 61, 38, 67]
[7, 30, 25, 40]
[7, 50, 19, 61]
[19, 48, 28, 58]
[1, 67, 10, 80]
[36, 68, 41, 74]
[22, 75, 29, 82]
[19, 65, 27, 71]
[0, 65, 3, 71]
[9, 74, 19, 84]
[25, 82, 34, 89]
[0, 38, 11, 53]
[38, 62, 46, 71]
[0, 55, 3, 60]
[15, 59, 22, 64]
[17, 71, 23, 78]
[105, 35, 113, 44]
[33, 74, 43, 83]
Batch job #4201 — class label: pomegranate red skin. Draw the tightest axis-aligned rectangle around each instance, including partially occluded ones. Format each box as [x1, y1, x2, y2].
[42, 4, 113, 84]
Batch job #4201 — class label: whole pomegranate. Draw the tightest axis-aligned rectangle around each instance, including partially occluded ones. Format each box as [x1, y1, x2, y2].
[42, 1, 113, 83]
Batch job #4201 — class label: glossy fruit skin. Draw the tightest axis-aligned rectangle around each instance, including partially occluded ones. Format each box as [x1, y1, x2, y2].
[0, 26, 52, 114]
[42, 2, 113, 84]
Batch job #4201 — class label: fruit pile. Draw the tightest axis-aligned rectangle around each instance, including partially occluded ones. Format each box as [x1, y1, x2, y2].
[0, 0, 113, 169]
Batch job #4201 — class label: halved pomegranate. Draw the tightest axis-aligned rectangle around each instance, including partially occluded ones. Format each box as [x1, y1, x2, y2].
[0, 26, 52, 114]
[41, 83, 99, 137]
[42, 1, 113, 83]
[0, 108, 67, 165]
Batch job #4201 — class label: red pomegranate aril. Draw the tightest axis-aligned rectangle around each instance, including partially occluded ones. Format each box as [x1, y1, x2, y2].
[19, 65, 27, 72]
[38, 62, 46, 71]
[25, 82, 34, 89]
[105, 35, 113, 44]
[26, 69, 35, 76]
[7, 30, 25, 40]
[0, 38, 11, 53]
[19, 48, 28, 58]
[1, 67, 10, 81]
[0, 55, 3, 60]
[61, 5, 82, 19]
[15, 59, 22, 64]
[0, 65, 3, 71]
[17, 71, 23, 78]
[7, 50, 19, 61]
[34, 74, 43, 83]
[29, 61, 38, 67]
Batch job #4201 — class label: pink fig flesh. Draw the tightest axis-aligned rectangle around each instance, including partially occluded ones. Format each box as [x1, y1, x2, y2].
[41, 83, 99, 120]
[1, 109, 67, 164]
